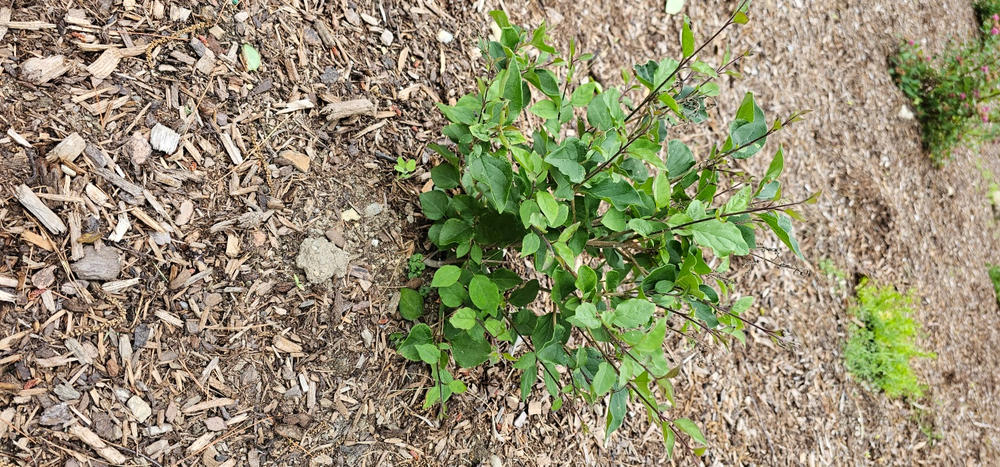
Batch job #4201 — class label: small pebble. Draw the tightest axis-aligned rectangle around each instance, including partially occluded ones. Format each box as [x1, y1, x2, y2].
[437, 29, 454, 44]
[363, 202, 383, 217]
[380, 30, 394, 46]
[341, 208, 361, 222]
[54, 383, 81, 401]
[128, 395, 152, 423]
[204, 417, 227, 431]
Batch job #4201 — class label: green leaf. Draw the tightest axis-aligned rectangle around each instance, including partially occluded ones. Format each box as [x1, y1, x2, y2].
[662, 423, 676, 458]
[398, 288, 424, 320]
[666, 140, 695, 178]
[687, 219, 750, 257]
[518, 359, 537, 399]
[653, 172, 671, 209]
[759, 212, 802, 257]
[592, 362, 616, 397]
[585, 178, 641, 210]
[729, 92, 767, 159]
[503, 61, 525, 115]
[449, 379, 468, 394]
[605, 388, 628, 437]
[731, 296, 753, 314]
[612, 299, 655, 328]
[415, 343, 440, 363]
[691, 61, 717, 78]
[529, 99, 559, 120]
[488, 10, 511, 28]
[431, 265, 462, 288]
[627, 138, 667, 170]
[536, 191, 560, 226]
[509, 280, 540, 307]
[398, 324, 433, 361]
[449, 307, 477, 330]
[431, 163, 461, 189]
[763, 146, 784, 183]
[468, 153, 513, 212]
[635, 318, 667, 353]
[450, 332, 491, 368]
[571, 82, 598, 107]
[756, 180, 780, 200]
[723, 185, 752, 214]
[439, 282, 466, 308]
[436, 95, 480, 125]
[419, 191, 449, 221]
[489, 269, 522, 290]
[568, 302, 602, 329]
[587, 89, 618, 131]
[469, 275, 501, 312]
[601, 208, 627, 232]
[733, 11, 749, 24]
[241, 43, 261, 71]
[575, 266, 598, 295]
[521, 231, 540, 257]
[544, 143, 585, 183]
[674, 418, 707, 444]
[438, 218, 472, 246]
[681, 17, 694, 58]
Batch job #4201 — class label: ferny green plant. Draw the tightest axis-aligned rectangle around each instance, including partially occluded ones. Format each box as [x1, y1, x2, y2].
[844, 279, 934, 399]
[396, 4, 815, 456]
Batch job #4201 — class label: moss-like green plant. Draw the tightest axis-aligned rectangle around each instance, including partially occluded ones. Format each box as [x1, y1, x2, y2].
[844, 279, 934, 399]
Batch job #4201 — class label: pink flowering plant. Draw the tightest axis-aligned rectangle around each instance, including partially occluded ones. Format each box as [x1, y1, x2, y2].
[974, 0, 1000, 37]
[890, 1, 1000, 164]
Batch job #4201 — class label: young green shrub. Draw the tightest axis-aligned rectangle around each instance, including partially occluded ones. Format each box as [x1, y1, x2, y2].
[890, 4, 1000, 164]
[397, 3, 813, 456]
[844, 279, 934, 399]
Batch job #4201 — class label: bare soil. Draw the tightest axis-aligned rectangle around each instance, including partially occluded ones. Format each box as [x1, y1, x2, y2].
[1, 0, 998, 465]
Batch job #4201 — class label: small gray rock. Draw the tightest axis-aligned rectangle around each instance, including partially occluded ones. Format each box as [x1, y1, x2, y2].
[40, 403, 72, 426]
[127, 395, 152, 423]
[54, 383, 81, 401]
[295, 237, 349, 284]
[71, 246, 121, 280]
[363, 202, 383, 217]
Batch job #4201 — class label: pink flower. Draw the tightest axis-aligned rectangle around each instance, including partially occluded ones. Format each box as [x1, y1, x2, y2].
[960, 92, 967, 99]
[993, 14, 999, 21]
[908, 39, 915, 46]
[983, 65, 990, 73]
[992, 27, 999, 35]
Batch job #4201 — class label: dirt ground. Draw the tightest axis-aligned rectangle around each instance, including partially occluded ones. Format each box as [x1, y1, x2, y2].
[1, 0, 998, 465]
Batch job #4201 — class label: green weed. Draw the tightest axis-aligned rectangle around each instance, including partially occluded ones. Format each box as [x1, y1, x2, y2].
[844, 279, 934, 399]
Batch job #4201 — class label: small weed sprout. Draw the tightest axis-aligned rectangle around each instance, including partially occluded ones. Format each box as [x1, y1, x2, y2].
[395, 157, 418, 178]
